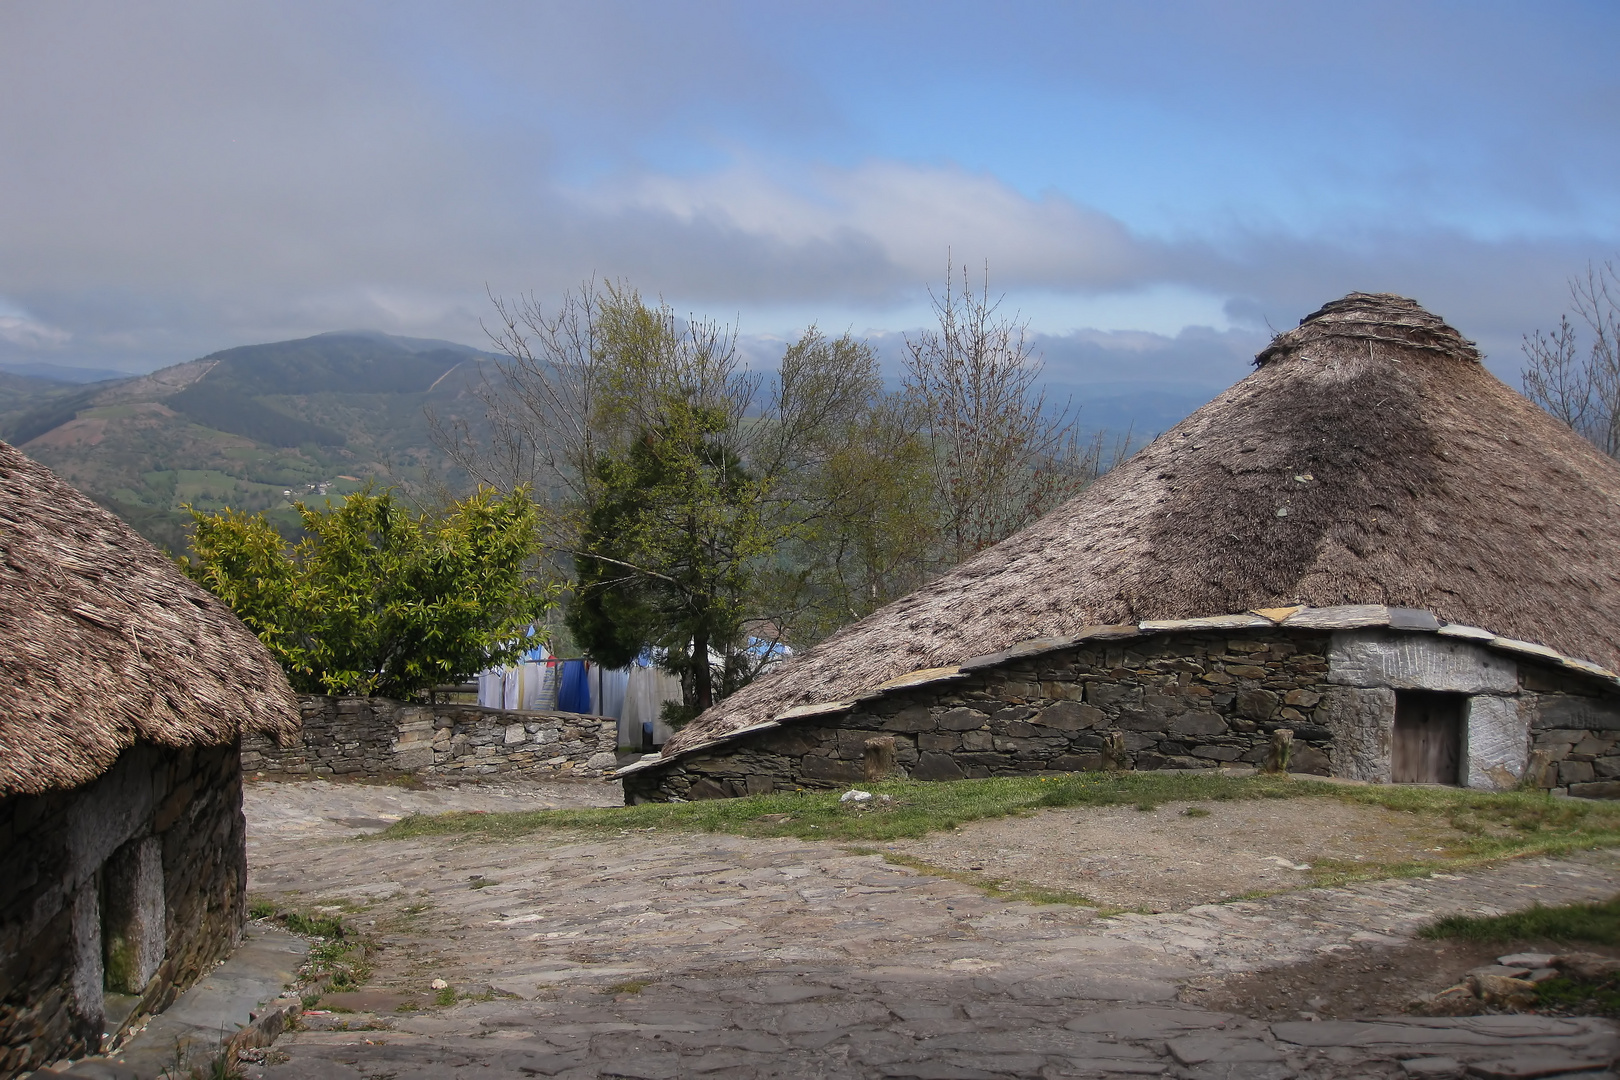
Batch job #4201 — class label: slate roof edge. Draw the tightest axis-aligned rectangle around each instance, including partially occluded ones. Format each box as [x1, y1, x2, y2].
[614, 606, 1619, 777]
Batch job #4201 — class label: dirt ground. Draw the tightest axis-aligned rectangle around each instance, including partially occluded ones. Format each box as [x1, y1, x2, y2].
[1190, 937, 1620, 1021]
[880, 798, 1466, 911]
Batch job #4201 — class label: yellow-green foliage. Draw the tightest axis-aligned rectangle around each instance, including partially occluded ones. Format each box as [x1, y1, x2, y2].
[183, 485, 556, 698]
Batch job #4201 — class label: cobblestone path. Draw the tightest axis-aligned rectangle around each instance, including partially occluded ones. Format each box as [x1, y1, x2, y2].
[244, 781, 1620, 1079]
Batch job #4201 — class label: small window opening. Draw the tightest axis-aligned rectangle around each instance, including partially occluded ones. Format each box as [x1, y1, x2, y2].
[1392, 690, 1464, 785]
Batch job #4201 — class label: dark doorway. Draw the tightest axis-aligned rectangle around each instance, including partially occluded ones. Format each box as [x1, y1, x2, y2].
[1392, 690, 1464, 785]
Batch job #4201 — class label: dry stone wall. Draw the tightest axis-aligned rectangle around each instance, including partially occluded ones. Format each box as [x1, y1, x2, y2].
[0, 742, 246, 1076]
[625, 629, 1340, 802]
[623, 625, 1620, 803]
[243, 696, 619, 781]
[1521, 666, 1620, 798]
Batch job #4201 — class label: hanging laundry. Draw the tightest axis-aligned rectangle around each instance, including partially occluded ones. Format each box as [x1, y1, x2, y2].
[622, 664, 684, 748]
[556, 659, 592, 714]
[477, 669, 505, 709]
[591, 665, 629, 722]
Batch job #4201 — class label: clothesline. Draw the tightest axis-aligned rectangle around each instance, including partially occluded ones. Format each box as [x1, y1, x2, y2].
[477, 647, 684, 748]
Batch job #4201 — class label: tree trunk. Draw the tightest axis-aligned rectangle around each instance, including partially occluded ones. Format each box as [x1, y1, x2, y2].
[692, 626, 713, 711]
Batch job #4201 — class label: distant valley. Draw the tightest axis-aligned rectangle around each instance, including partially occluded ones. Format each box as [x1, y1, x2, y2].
[0, 331, 495, 553]
[1, 332, 1211, 556]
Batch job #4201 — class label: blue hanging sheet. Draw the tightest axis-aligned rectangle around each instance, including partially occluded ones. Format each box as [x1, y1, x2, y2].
[556, 659, 592, 714]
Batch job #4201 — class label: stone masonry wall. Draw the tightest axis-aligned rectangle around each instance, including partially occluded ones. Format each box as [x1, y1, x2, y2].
[623, 625, 1620, 803]
[1519, 663, 1620, 798]
[626, 629, 1340, 802]
[242, 695, 619, 781]
[0, 742, 246, 1077]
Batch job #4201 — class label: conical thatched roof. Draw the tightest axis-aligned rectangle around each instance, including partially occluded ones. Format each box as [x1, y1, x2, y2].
[668, 292, 1620, 756]
[0, 440, 299, 795]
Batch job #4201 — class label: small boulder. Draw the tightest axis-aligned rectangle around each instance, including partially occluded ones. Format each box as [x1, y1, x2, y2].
[1410, 984, 1482, 1016]
[1495, 952, 1556, 968]
[1467, 964, 1531, 980]
[1554, 952, 1620, 981]
[1467, 973, 1537, 1008]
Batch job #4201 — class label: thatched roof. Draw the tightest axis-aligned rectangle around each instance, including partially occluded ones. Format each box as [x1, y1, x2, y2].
[667, 292, 1620, 756]
[0, 440, 299, 795]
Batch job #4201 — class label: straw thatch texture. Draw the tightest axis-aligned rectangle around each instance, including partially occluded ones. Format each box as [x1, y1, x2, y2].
[0, 440, 298, 795]
[669, 292, 1620, 755]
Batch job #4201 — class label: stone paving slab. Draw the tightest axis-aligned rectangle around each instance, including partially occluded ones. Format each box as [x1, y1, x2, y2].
[239, 781, 1620, 1078]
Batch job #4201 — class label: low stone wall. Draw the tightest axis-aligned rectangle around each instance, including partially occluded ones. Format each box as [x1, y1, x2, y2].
[242, 696, 619, 780]
[1522, 672, 1620, 798]
[0, 741, 246, 1075]
[622, 625, 1620, 803]
[626, 628, 1341, 802]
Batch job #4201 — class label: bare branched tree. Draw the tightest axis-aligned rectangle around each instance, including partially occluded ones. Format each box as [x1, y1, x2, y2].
[1523, 260, 1620, 458]
[429, 280, 753, 547]
[903, 261, 1106, 563]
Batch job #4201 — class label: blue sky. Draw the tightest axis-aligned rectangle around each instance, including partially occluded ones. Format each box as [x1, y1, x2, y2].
[2, 1, 1617, 394]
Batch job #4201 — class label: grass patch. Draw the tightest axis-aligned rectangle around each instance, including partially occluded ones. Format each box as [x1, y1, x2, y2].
[434, 985, 458, 1007]
[1532, 976, 1620, 1017]
[1421, 895, 1620, 946]
[857, 849, 1109, 909]
[1421, 898, 1620, 1019]
[381, 772, 1307, 844]
[605, 980, 650, 995]
[250, 902, 372, 994]
[378, 771, 1620, 881]
[284, 911, 346, 938]
[305, 935, 371, 991]
[248, 900, 345, 939]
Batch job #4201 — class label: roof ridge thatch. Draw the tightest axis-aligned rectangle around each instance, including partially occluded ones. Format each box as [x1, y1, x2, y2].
[1255, 292, 1478, 366]
[0, 440, 299, 795]
[665, 291, 1620, 757]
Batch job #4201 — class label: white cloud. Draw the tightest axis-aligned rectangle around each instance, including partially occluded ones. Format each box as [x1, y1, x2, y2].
[592, 159, 1153, 292]
[0, 0, 1609, 383]
[0, 303, 71, 350]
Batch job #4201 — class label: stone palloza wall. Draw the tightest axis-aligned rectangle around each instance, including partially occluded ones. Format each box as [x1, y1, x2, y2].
[242, 695, 619, 780]
[0, 742, 247, 1074]
[621, 619, 1620, 803]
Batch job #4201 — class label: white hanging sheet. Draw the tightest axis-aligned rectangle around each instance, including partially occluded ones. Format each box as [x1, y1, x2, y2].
[622, 665, 684, 747]
[591, 666, 629, 722]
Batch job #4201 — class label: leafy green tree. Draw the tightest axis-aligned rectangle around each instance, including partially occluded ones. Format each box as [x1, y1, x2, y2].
[758, 332, 936, 645]
[440, 283, 930, 717]
[568, 400, 767, 714]
[436, 274, 1114, 719]
[183, 486, 554, 698]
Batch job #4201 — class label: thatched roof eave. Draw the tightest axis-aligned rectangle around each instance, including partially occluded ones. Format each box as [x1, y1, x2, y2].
[1, 440, 300, 796]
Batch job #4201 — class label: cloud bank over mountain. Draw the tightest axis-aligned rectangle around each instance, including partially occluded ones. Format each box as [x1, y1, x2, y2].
[2, 1, 1616, 386]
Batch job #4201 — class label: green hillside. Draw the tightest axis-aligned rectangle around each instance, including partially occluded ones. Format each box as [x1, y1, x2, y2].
[2, 331, 495, 554]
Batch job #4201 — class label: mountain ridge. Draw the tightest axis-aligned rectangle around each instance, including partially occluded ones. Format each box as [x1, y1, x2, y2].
[1, 331, 496, 552]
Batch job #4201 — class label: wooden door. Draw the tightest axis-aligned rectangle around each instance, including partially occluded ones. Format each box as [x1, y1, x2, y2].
[1392, 690, 1463, 784]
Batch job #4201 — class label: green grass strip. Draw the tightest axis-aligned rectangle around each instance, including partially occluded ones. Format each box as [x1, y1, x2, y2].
[1422, 895, 1620, 945]
[379, 770, 1620, 859]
